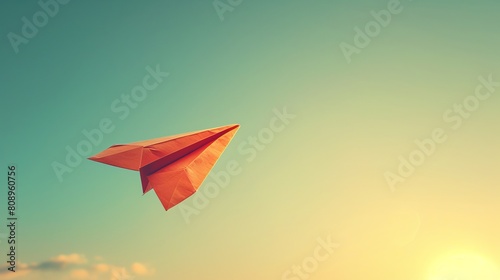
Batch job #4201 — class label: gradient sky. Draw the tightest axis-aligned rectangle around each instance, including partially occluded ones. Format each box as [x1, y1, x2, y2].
[1, 0, 500, 279]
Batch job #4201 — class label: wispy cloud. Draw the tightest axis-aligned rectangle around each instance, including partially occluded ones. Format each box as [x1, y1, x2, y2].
[0, 253, 154, 280]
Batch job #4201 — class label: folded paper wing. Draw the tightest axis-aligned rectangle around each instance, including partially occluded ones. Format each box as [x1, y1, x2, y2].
[88, 124, 239, 211]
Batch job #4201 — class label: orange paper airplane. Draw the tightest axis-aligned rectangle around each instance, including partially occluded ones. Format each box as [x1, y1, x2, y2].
[89, 124, 240, 211]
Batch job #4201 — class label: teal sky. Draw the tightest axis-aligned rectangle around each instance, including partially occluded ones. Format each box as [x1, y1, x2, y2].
[1, 0, 500, 279]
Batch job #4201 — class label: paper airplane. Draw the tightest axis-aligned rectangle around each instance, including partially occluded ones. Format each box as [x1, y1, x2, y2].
[89, 124, 240, 211]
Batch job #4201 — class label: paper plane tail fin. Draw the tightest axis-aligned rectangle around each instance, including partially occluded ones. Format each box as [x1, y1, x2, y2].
[88, 145, 144, 170]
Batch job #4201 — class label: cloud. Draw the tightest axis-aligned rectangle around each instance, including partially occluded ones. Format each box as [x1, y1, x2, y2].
[53, 254, 87, 265]
[0, 254, 88, 279]
[0, 254, 154, 280]
[94, 263, 110, 273]
[0, 262, 31, 279]
[70, 269, 90, 279]
[0, 269, 30, 280]
[110, 267, 135, 280]
[34, 253, 87, 271]
[131, 262, 154, 276]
